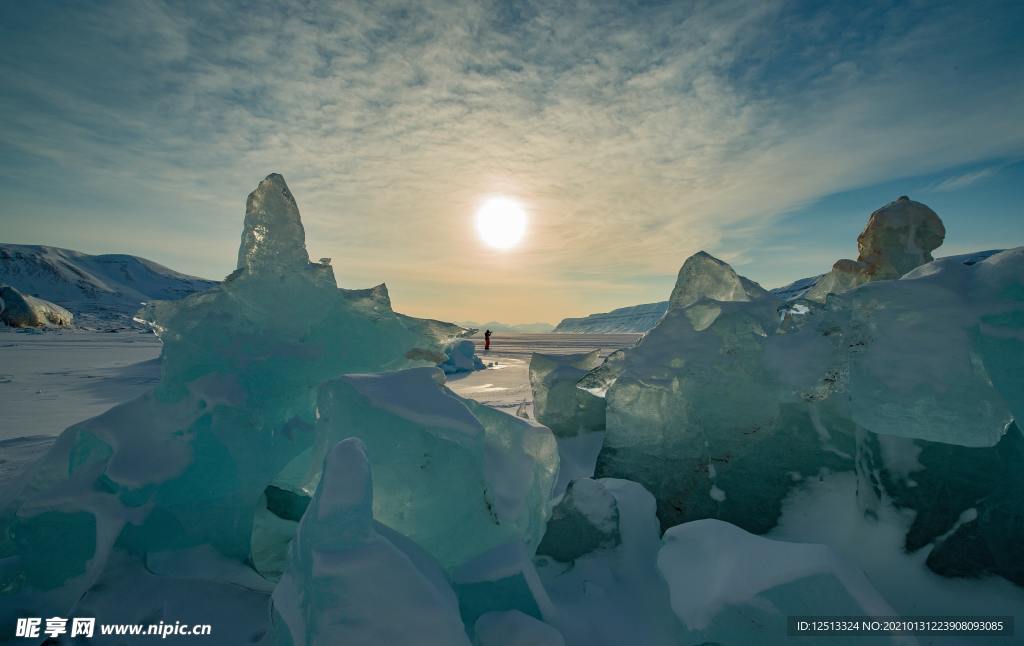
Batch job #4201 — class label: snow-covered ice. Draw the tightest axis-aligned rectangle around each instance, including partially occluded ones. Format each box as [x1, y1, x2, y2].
[439, 338, 486, 374]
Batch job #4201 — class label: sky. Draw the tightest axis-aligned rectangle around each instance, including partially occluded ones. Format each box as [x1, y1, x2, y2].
[1, 0, 1022, 324]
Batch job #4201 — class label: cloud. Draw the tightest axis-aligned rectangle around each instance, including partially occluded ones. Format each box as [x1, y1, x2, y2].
[1, 0, 1022, 321]
[934, 167, 1000, 192]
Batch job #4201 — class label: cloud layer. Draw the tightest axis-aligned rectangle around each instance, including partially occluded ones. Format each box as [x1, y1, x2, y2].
[1, 0, 1022, 321]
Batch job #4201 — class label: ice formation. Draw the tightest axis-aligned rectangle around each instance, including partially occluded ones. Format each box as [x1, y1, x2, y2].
[312, 367, 558, 570]
[536, 197, 1023, 586]
[439, 338, 486, 374]
[667, 250, 768, 310]
[0, 174, 522, 635]
[805, 196, 944, 302]
[529, 350, 606, 437]
[269, 439, 471, 646]
[0, 284, 73, 327]
[856, 196, 946, 278]
[236, 176, 313, 275]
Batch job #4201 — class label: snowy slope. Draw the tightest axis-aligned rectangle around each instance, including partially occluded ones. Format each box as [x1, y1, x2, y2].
[768, 274, 823, 300]
[0, 244, 218, 327]
[554, 302, 669, 334]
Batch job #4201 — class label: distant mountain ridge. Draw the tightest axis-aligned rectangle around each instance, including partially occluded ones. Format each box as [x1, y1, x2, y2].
[553, 301, 669, 334]
[458, 320, 554, 334]
[0, 244, 218, 328]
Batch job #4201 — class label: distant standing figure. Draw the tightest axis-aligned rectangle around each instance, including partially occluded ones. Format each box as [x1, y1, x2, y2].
[484, 329, 492, 351]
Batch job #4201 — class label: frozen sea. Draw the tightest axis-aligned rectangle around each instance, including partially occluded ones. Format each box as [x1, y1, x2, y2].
[0, 329, 638, 488]
[447, 332, 639, 417]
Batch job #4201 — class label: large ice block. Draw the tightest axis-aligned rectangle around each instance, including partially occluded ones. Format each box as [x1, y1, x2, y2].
[805, 196, 945, 302]
[530, 351, 606, 437]
[667, 250, 768, 311]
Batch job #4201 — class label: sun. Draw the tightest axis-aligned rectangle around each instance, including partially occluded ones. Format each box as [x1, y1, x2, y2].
[475, 197, 527, 250]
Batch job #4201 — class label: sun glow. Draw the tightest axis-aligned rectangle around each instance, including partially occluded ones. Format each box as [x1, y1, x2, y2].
[475, 197, 527, 250]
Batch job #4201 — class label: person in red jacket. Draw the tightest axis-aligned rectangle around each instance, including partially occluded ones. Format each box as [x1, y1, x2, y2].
[484, 329, 492, 351]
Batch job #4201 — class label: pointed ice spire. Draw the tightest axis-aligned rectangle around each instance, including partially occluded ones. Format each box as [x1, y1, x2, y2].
[237, 173, 310, 273]
[667, 251, 767, 311]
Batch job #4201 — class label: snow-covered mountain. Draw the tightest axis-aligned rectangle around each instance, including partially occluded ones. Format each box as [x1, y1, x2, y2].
[553, 301, 669, 334]
[458, 320, 555, 334]
[0, 244, 217, 328]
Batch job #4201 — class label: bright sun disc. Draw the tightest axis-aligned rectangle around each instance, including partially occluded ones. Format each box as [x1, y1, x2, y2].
[475, 197, 527, 249]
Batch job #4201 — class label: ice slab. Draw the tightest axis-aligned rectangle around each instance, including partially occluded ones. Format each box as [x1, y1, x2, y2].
[314, 367, 558, 570]
[529, 351, 606, 437]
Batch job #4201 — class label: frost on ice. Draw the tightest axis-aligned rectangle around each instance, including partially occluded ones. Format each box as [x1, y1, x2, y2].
[0, 173, 556, 638]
